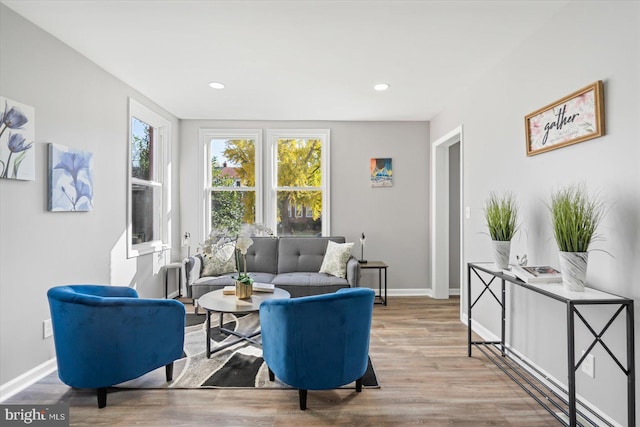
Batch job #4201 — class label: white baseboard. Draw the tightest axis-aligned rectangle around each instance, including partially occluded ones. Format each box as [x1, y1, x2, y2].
[0, 358, 58, 403]
[460, 313, 621, 427]
[363, 287, 459, 298]
[381, 288, 432, 297]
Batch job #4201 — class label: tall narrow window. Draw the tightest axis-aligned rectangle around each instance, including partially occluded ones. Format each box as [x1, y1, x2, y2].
[200, 130, 262, 239]
[267, 129, 330, 236]
[128, 99, 170, 257]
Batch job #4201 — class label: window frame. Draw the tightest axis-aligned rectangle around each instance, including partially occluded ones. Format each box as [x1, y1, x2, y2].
[266, 129, 330, 236]
[127, 98, 171, 258]
[198, 129, 263, 242]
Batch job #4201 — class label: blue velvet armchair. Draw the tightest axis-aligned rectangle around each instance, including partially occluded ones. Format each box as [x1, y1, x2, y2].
[47, 285, 185, 408]
[259, 287, 375, 409]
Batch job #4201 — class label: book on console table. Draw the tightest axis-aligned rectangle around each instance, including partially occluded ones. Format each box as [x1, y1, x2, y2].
[222, 283, 275, 295]
[511, 265, 562, 284]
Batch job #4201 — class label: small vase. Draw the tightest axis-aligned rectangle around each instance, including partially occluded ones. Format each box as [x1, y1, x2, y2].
[558, 251, 588, 292]
[491, 240, 511, 270]
[235, 280, 253, 299]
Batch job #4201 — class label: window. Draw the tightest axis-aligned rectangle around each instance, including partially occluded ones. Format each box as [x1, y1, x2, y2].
[199, 130, 262, 239]
[267, 129, 330, 236]
[128, 99, 171, 257]
[198, 129, 329, 240]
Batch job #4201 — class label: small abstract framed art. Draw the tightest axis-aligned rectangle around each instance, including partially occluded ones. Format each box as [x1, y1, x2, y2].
[370, 158, 392, 187]
[525, 81, 605, 156]
[48, 143, 94, 211]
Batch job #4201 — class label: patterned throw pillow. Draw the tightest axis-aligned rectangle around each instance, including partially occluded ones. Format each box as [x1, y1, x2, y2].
[319, 240, 354, 278]
[202, 242, 237, 276]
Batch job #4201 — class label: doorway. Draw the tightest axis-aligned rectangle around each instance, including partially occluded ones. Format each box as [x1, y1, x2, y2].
[430, 126, 463, 300]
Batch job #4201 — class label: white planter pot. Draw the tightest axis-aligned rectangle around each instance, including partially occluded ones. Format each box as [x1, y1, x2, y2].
[558, 251, 588, 292]
[491, 240, 511, 270]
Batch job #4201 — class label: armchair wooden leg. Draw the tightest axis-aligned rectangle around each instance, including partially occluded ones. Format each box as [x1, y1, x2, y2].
[356, 377, 363, 392]
[166, 362, 174, 381]
[97, 387, 107, 408]
[299, 389, 307, 410]
[268, 367, 275, 382]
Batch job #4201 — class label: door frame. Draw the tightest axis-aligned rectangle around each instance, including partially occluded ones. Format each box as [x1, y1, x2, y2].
[430, 126, 464, 300]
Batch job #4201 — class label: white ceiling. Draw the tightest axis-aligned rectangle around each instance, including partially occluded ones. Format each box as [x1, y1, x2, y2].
[2, 0, 569, 121]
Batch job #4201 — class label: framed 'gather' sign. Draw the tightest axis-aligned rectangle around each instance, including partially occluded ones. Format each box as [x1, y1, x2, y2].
[525, 81, 605, 156]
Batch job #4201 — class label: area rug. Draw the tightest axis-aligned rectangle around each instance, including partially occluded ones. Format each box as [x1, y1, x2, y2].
[116, 312, 379, 390]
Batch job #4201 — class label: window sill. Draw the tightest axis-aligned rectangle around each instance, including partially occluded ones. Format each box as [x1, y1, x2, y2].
[127, 241, 167, 258]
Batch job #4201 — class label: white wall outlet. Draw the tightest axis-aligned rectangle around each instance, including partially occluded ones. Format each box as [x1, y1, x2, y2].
[465, 206, 471, 220]
[43, 319, 53, 339]
[581, 351, 595, 378]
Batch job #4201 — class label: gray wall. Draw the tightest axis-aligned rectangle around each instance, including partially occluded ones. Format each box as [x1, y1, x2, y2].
[0, 5, 181, 385]
[430, 2, 639, 424]
[179, 120, 430, 296]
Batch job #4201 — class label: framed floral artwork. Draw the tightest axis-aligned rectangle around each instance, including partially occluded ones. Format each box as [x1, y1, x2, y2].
[0, 97, 35, 180]
[48, 143, 94, 211]
[525, 81, 605, 156]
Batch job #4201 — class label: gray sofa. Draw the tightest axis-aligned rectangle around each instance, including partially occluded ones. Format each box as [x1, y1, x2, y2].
[184, 236, 360, 311]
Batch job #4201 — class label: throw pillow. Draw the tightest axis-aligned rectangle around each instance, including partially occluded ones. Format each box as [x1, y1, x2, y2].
[319, 240, 354, 279]
[202, 242, 237, 276]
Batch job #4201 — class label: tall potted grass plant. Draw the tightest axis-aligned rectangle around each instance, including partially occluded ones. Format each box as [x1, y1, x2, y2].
[550, 184, 604, 292]
[483, 192, 519, 269]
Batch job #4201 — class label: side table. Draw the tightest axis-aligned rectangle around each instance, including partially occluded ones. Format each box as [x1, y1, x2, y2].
[360, 261, 387, 305]
[164, 262, 183, 299]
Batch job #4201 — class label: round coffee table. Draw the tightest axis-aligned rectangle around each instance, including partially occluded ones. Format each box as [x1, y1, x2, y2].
[198, 287, 290, 358]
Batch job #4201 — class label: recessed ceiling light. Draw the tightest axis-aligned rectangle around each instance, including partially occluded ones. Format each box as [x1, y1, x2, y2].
[208, 81, 225, 89]
[374, 83, 390, 91]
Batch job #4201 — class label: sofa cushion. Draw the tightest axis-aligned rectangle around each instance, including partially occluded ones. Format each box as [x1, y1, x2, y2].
[277, 236, 345, 273]
[319, 240, 354, 279]
[271, 272, 349, 287]
[191, 272, 278, 301]
[202, 243, 237, 277]
[245, 272, 278, 284]
[194, 275, 235, 287]
[271, 273, 350, 298]
[195, 272, 278, 287]
[244, 237, 279, 274]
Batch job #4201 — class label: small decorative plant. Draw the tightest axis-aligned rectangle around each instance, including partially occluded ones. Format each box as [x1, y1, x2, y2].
[234, 234, 254, 286]
[550, 183, 604, 253]
[483, 192, 519, 241]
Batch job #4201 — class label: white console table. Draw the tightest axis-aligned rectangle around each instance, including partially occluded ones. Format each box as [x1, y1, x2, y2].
[467, 262, 635, 427]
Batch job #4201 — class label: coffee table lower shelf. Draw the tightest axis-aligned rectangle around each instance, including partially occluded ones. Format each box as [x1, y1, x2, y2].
[473, 342, 609, 427]
[206, 311, 262, 358]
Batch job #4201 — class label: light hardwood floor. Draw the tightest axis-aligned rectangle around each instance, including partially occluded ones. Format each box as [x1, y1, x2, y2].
[5, 297, 558, 426]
